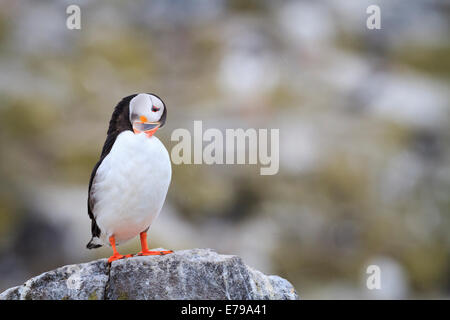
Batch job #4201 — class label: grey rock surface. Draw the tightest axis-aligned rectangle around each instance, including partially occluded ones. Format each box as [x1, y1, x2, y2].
[0, 249, 298, 300]
[0, 259, 109, 300]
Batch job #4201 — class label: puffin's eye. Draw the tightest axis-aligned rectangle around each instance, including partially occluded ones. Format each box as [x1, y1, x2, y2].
[151, 106, 160, 112]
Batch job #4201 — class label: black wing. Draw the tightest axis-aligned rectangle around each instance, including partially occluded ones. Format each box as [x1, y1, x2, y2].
[87, 159, 102, 238]
[87, 94, 137, 239]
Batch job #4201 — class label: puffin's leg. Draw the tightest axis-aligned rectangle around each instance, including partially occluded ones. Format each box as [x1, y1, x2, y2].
[108, 236, 132, 263]
[137, 232, 173, 256]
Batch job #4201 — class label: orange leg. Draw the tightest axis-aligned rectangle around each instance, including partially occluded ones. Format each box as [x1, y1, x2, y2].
[108, 236, 132, 263]
[137, 232, 173, 256]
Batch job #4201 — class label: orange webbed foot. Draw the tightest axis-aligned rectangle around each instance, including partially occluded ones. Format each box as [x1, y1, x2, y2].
[107, 236, 134, 263]
[137, 250, 174, 256]
[137, 232, 173, 256]
[108, 253, 125, 263]
[107, 253, 133, 263]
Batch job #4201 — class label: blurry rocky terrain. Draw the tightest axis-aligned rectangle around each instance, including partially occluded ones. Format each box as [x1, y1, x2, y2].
[0, 0, 449, 299]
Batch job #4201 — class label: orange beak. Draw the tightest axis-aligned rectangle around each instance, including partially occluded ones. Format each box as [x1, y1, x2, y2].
[133, 126, 159, 137]
[133, 116, 161, 137]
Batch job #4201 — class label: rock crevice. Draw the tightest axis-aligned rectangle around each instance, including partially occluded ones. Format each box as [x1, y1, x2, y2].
[0, 249, 298, 300]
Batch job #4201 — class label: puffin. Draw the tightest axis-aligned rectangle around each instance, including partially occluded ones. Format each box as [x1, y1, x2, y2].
[86, 93, 173, 263]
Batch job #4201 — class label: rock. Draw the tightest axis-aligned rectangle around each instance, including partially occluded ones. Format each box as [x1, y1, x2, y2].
[0, 259, 109, 300]
[0, 249, 298, 300]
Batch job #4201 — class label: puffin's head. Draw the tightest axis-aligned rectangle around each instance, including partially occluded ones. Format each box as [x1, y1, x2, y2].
[129, 93, 167, 137]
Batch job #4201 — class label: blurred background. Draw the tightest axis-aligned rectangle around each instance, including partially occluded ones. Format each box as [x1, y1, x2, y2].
[0, 0, 449, 299]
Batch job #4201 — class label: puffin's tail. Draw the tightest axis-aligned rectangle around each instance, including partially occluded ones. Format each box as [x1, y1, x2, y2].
[86, 237, 102, 249]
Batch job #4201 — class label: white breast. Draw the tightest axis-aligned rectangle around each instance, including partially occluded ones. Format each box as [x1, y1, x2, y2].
[91, 131, 171, 245]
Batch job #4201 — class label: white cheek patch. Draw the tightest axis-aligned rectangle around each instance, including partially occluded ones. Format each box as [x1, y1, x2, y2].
[130, 93, 165, 123]
[149, 95, 164, 121]
[150, 95, 164, 110]
[130, 94, 153, 123]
